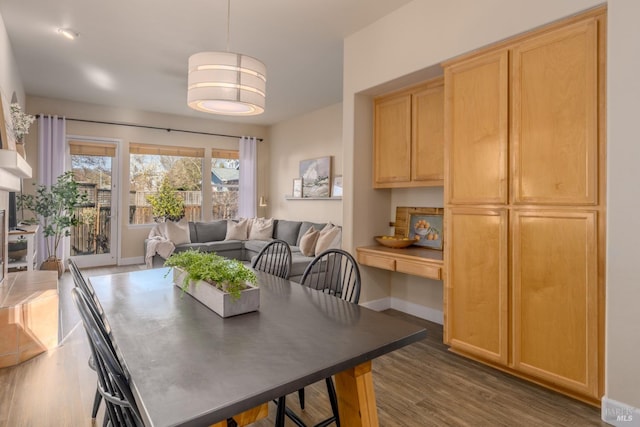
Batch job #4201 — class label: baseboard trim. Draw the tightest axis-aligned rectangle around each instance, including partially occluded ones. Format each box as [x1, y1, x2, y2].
[119, 256, 145, 266]
[360, 297, 444, 325]
[360, 297, 392, 312]
[602, 397, 640, 426]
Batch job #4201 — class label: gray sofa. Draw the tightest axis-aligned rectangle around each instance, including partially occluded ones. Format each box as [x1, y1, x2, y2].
[145, 219, 337, 282]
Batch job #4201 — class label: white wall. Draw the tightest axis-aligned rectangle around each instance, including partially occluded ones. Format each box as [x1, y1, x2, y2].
[0, 12, 26, 279]
[268, 103, 342, 225]
[605, 0, 640, 418]
[24, 96, 268, 261]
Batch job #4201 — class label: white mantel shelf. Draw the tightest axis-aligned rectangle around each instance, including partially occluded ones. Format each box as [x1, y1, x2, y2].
[0, 149, 32, 191]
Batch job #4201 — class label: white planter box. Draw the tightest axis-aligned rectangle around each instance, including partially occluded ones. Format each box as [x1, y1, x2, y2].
[172, 268, 260, 318]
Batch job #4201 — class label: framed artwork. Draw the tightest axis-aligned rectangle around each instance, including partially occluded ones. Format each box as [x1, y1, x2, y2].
[404, 207, 444, 250]
[332, 175, 343, 197]
[292, 178, 303, 198]
[299, 156, 331, 198]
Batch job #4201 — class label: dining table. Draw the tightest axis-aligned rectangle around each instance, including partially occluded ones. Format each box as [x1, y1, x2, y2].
[89, 267, 427, 427]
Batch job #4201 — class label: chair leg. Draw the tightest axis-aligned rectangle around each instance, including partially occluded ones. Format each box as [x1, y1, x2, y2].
[91, 387, 102, 419]
[298, 387, 305, 409]
[325, 377, 340, 427]
[276, 396, 286, 427]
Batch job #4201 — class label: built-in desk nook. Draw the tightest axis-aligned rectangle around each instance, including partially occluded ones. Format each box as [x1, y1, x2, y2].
[0, 271, 59, 368]
[356, 245, 443, 281]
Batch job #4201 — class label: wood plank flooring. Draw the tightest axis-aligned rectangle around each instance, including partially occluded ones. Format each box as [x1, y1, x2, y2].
[0, 265, 608, 426]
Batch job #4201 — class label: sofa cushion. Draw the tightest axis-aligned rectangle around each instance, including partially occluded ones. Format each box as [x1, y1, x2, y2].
[297, 221, 327, 246]
[165, 219, 190, 245]
[248, 217, 274, 241]
[192, 220, 227, 243]
[177, 240, 244, 253]
[244, 239, 270, 254]
[290, 253, 315, 278]
[315, 223, 342, 255]
[299, 227, 320, 257]
[273, 220, 302, 246]
[225, 219, 249, 240]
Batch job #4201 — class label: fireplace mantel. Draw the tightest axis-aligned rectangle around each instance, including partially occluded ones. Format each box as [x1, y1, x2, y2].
[0, 149, 32, 191]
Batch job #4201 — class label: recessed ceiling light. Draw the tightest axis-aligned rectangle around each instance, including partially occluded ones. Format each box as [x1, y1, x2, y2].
[57, 28, 79, 40]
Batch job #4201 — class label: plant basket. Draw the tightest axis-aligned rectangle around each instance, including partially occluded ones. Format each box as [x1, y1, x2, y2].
[41, 257, 64, 278]
[172, 268, 260, 318]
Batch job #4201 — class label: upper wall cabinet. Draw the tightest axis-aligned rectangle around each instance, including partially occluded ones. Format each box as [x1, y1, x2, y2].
[511, 19, 599, 205]
[373, 77, 444, 188]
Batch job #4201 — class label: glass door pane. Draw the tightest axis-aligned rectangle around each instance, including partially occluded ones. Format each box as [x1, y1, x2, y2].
[70, 144, 117, 267]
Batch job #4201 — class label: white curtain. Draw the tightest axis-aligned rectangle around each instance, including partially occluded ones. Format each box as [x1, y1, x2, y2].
[238, 136, 257, 218]
[37, 115, 67, 266]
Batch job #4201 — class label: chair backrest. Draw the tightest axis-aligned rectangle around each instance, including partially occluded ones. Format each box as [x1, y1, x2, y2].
[300, 249, 361, 304]
[69, 258, 105, 317]
[72, 288, 144, 427]
[69, 258, 94, 296]
[251, 239, 292, 280]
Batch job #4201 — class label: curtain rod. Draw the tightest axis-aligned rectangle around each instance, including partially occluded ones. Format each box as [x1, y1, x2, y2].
[35, 115, 263, 142]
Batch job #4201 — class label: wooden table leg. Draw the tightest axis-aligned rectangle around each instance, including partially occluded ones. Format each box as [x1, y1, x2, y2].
[334, 361, 379, 427]
[209, 402, 268, 427]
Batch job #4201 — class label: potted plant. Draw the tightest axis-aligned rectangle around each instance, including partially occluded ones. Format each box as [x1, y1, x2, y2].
[18, 171, 88, 277]
[164, 249, 259, 317]
[10, 102, 35, 157]
[146, 176, 185, 222]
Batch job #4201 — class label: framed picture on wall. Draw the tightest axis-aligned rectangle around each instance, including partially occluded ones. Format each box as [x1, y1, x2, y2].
[292, 178, 303, 198]
[299, 156, 331, 198]
[332, 175, 343, 197]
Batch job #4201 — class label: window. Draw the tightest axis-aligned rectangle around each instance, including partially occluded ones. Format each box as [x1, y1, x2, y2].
[129, 143, 204, 224]
[211, 149, 239, 220]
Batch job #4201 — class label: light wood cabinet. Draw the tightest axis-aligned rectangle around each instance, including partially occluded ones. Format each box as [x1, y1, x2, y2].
[445, 207, 508, 365]
[445, 50, 508, 205]
[511, 19, 599, 205]
[374, 78, 444, 188]
[511, 209, 599, 397]
[443, 8, 605, 404]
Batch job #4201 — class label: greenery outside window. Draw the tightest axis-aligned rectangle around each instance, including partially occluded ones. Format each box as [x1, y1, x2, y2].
[129, 143, 204, 224]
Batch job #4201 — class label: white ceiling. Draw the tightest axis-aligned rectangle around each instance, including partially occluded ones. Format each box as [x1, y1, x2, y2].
[0, 0, 414, 126]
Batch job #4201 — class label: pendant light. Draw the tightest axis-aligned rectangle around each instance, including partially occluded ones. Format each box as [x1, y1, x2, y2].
[187, 0, 266, 116]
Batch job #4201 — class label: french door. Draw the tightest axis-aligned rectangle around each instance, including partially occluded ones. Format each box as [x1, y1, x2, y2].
[68, 137, 119, 267]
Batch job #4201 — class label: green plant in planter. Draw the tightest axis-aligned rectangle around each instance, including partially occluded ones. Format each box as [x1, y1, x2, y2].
[17, 171, 88, 261]
[146, 176, 185, 222]
[164, 250, 257, 300]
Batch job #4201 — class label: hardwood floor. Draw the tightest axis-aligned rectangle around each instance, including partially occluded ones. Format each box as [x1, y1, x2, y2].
[0, 265, 608, 426]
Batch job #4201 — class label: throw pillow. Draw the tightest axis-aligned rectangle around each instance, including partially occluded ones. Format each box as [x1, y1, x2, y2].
[299, 226, 320, 257]
[165, 218, 190, 245]
[225, 219, 249, 241]
[248, 217, 274, 241]
[315, 223, 342, 255]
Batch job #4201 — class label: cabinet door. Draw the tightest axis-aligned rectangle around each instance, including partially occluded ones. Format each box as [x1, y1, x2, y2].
[373, 92, 411, 187]
[445, 207, 509, 364]
[511, 19, 599, 205]
[445, 50, 509, 205]
[511, 209, 598, 398]
[412, 81, 444, 182]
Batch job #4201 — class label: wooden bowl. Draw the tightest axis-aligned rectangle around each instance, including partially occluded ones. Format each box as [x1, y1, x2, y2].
[375, 236, 417, 249]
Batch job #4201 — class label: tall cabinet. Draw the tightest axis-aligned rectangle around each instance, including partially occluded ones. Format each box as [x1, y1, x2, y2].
[443, 8, 606, 403]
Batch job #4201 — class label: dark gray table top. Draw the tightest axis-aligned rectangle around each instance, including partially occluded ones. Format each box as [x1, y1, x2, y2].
[90, 267, 426, 427]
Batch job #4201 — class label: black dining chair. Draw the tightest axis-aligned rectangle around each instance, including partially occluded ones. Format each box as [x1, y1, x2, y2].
[251, 239, 292, 280]
[72, 287, 145, 427]
[277, 249, 362, 427]
[69, 258, 105, 420]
